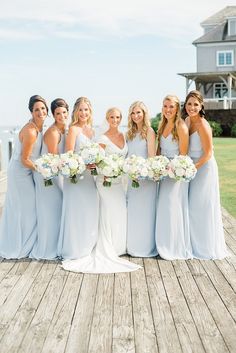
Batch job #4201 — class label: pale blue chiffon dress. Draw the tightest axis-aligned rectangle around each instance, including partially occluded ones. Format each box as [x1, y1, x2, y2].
[30, 133, 65, 260]
[0, 130, 42, 259]
[188, 132, 228, 259]
[155, 134, 192, 260]
[57, 132, 99, 259]
[127, 134, 157, 257]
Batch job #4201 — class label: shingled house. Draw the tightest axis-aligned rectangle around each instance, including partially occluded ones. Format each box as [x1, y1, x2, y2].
[179, 6, 236, 116]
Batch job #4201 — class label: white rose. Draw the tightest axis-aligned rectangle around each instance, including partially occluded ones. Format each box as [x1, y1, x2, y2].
[175, 167, 185, 177]
[69, 159, 79, 169]
[61, 166, 70, 176]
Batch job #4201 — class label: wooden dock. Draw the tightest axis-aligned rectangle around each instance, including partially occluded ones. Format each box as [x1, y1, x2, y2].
[0, 176, 236, 353]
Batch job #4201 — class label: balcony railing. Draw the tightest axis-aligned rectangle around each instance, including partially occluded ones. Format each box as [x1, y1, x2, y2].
[204, 97, 236, 110]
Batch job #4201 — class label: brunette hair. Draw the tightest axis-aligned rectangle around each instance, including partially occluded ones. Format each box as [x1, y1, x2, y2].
[182, 90, 205, 118]
[28, 95, 49, 114]
[51, 98, 69, 115]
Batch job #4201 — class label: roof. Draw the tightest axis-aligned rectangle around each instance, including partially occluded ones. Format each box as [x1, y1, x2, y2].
[201, 6, 236, 26]
[178, 71, 236, 83]
[193, 21, 236, 44]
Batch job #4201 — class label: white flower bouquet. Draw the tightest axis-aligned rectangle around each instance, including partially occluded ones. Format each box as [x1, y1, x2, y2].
[97, 154, 124, 187]
[35, 153, 60, 186]
[122, 155, 149, 188]
[79, 141, 105, 175]
[168, 155, 197, 182]
[147, 155, 170, 182]
[59, 151, 86, 184]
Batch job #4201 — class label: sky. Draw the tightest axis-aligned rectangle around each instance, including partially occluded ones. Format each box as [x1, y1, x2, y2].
[0, 0, 235, 127]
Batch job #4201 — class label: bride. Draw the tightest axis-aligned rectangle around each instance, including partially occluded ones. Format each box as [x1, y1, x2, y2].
[62, 107, 141, 273]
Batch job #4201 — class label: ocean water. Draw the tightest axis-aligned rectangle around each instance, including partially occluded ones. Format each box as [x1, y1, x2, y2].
[0, 124, 128, 171]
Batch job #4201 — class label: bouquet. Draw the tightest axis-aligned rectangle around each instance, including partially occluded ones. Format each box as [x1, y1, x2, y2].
[79, 142, 105, 175]
[168, 155, 197, 182]
[35, 153, 60, 186]
[122, 155, 150, 188]
[59, 151, 86, 184]
[147, 155, 170, 182]
[97, 154, 124, 187]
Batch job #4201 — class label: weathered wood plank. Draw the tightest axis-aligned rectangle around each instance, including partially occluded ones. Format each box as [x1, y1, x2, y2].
[224, 232, 236, 254]
[0, 260, 43, 340]
[187, 259, 236, 353]
[0, 261, 57, 353]
[213, 257, 236, 296]
[199, 260, 236, 320]
[112, 271, 135, 353]
[65, 274, 98, 353]
[159, 260, 205, 353]
[0, 260, 31, 307]
[144, 258, 182, 353]
[17, 264, 69, 353]
[130, 258, 158, 353]
[173, 260, 229, 353]
[87, 274, 114, 353]
[0, 259, 17, 282]
[41, 270, 83, 353]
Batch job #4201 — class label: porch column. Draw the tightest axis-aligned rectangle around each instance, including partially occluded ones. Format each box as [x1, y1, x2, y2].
[228, 75, 232, 109]
[185, 77, 189, 95]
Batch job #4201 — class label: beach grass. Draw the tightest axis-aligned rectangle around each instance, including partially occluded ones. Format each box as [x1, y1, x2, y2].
[213, 137, 236, 218]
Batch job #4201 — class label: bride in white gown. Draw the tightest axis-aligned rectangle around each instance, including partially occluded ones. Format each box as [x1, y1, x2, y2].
[62, 107, 141, 273]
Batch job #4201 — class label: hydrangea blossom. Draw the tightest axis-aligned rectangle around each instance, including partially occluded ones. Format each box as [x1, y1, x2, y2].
[97, 154, 124, 187]
[59, 151, 86, 184]
[168, 155, 197, 182]
[35, 153, 61, 186]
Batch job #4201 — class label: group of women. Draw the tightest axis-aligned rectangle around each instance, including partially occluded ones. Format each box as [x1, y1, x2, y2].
[0, 91, 228, 273]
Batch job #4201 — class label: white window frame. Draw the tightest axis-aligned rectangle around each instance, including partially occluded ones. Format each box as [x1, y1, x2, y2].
[213, 83, 228, 99]
[216, 50, 234, 66]
[228, 18, 236, 36]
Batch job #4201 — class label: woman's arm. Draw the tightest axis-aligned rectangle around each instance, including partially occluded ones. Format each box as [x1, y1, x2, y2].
[146, 127, 156, 157]
[44, 128, 60, 154]
[65, 126, 78, 152]
[20, 127, 38, 170]
[177, 121, 189, 155]
[195, 120, 213, 169]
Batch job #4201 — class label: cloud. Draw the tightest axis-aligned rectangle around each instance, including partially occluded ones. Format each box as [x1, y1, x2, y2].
[0, 0, 233, 41]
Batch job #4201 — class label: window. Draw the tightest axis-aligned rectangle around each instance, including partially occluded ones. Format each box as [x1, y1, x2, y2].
[228, 19, 236, 36]
[214, 83, 228, 99]
[217, 51, 234, 66]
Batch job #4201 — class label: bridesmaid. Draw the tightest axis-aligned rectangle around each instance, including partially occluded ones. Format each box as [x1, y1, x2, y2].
[57, 97, 99, 259]
[30, 98, 69, 260]
[126, 101, 157, 257]
[183, 90, 228, 259]
[155, 95, 192, 260]
[0, 95, 48, 259]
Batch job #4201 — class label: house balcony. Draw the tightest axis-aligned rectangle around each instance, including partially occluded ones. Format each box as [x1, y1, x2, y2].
[204, 97, 236, 110]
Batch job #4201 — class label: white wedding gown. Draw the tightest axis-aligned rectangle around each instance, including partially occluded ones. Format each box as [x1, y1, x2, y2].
[62, 134, 141, 273]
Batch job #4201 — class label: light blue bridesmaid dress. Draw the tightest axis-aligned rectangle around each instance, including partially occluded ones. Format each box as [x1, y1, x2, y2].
[0, 129, 42, 259]
[127, 134, 157, 257]
[30, 131, 65, 260]
[155, 134, 192, 260]
[57, 132, 99, 259]
[188, 131, 228, 259]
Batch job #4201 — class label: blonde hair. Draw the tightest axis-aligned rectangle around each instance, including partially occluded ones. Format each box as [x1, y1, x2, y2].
[126, 101, 150, 140]
[106, 107, 122, 121]
[71, 97, 93, 126]
[157, 95, 182, 144]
